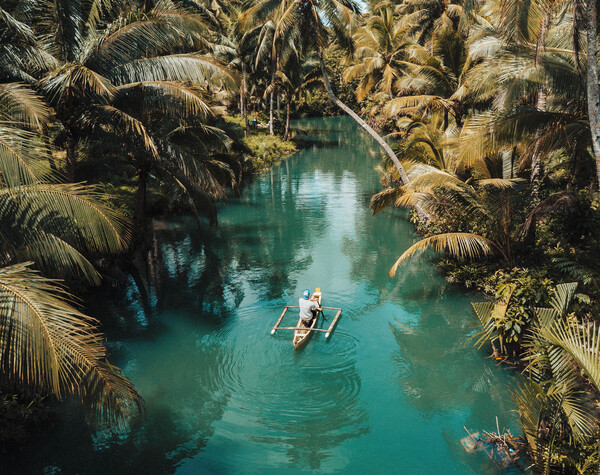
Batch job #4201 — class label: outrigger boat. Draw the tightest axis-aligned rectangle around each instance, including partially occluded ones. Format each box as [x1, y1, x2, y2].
[270, 287, 343, 349]
[292, 289, 322, 349]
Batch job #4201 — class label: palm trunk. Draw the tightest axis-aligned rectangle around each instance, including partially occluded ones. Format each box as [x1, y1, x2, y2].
[65, 128, 77, 182]
[42, 125, 57, 172]
[241, 63, 250, 136]
[284, 95, 291, 141]
[134, 167, 148, 246]
[454, 104, 463, 128]
[523, 91, 547, 245]
[269, 70, 275, 136]
[318, 53, 409, 185]
[277, 93, 281, 119]
[530, 13, 550, 205]
[587, 0, 600, 188]
[530, 90, 546, 205]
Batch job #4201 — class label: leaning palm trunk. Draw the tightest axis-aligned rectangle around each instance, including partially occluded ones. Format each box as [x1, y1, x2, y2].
[318, 54, 409, 185]
[587, 0, 600, 188]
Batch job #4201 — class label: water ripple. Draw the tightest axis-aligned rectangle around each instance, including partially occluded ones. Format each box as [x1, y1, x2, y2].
[202, 319, 367, 443]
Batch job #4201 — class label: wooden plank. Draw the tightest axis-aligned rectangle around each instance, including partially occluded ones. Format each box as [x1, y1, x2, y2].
[276, 326, 330, 332]
[325, 309, 342, 338]
[321, 306, 342, 310]
[271, 307, 289, 334]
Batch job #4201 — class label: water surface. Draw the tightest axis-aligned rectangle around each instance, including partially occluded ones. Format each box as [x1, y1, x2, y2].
[10, 117, 517, 474]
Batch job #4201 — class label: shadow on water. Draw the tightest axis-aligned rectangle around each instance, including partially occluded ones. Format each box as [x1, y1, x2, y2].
[4, 318, 236, 474]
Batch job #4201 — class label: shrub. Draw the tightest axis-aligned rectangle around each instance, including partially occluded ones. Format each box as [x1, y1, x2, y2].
[243, 135, 297, 171]
[486, 268, 554, 348]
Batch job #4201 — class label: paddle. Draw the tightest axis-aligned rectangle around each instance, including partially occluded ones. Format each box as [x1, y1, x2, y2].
[316, 295, 326, 321]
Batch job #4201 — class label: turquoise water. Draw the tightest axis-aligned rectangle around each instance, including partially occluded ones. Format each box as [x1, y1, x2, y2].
[9, 117, 518, 474]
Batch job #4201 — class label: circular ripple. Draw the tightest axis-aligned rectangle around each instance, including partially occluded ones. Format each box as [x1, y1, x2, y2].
[207, 321, 367, 438]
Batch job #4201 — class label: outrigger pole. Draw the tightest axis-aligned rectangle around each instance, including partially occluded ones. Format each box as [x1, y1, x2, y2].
[271, 306, 342, 338]
[270, 306, 296, 335]
[325, 308, 342, 338]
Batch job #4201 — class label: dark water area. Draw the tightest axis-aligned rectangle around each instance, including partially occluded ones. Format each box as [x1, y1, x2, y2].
[6, 117, 520, 474]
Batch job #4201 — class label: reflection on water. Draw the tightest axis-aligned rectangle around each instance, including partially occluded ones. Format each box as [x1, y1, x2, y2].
[4, 117, 517, 474]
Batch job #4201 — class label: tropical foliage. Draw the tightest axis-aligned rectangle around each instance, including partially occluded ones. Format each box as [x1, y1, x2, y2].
[338, 0, 600, 470]
[3, 0, 600, 468]
[0, 0, 333, 431]
[0, 0, 248, 429]
[474, 282, 600, 471]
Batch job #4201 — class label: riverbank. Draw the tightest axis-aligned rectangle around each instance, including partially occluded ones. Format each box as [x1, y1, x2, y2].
[367, 119, 600, 469]
[224, 115, 298, 171]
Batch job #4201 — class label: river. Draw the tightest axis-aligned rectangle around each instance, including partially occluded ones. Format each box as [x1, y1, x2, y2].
[9, 117, 518, 474]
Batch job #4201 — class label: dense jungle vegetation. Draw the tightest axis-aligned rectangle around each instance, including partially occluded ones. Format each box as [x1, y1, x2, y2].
[2, 0, 600, 471]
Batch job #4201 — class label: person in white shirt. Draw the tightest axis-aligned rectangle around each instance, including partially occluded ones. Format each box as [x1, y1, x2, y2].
[298, 289, 321, 327]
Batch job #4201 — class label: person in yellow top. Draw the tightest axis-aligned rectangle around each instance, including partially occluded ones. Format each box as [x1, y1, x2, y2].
[298, 289, 322, 328]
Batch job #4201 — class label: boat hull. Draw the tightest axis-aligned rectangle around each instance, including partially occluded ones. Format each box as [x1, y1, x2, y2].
[292, 293, 321, 350]
[292, 313, 319, 349]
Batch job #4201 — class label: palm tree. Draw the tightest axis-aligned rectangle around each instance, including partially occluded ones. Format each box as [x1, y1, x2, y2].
[5, 0, 242, 243]
[371, 159, 526, 275]
[342, 7, 412, 101]
[254, 19, 279, 136]
[243, 0, 411, 184]
[20, 0, 235, 182]
[395, 0, 464, 46]
[0, 80, 142, 427]
[383, 24, 471, 130]
[268, 49, 321, 140]
[217, 8, 262, 136]
[462, 0, 586, 204]
[81, 78, 236, 241]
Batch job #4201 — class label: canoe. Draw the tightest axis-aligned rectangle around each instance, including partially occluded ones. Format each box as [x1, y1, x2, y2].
[292, 289, 321, 349]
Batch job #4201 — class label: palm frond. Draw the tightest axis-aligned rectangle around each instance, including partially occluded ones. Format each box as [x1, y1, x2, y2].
[541, 319, 600, 392]
[0, 183, 130, 255]
[0, 262, 143, 428]
[0, 83, 48, 130]
[114, 81, 214, 121]
[0, 124, 51, 186]
[389, 232, 496, 276]
[550, 282, 578, 318]
[80, 105, 159, 159]
[42, 63, 116, 105]
[108, 54, 238, 90]
[369, 185, 404, 214]
[471, 302, 499, 349]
